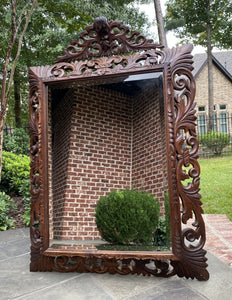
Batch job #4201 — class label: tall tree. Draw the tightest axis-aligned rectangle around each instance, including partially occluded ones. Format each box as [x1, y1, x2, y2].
[154, 0, 167, 47]
[1, 0, 150, 122]
[13, 68, 22, 128]
[0, 0, 37, 178]
[165, 0, 232, 131]
[5, 0, 150, 127]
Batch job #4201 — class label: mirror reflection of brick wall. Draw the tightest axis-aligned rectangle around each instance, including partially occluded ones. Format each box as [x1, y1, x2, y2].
[48, 79, 167, 241]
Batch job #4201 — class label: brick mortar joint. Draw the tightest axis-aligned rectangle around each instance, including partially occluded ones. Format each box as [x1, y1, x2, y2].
[203, 215, 232, 248]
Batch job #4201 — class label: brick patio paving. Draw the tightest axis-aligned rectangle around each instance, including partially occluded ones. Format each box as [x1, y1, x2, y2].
[203, 214, 232, 267]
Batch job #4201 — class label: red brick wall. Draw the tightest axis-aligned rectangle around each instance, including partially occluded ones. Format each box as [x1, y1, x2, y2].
[49, 81, 167, 241]
[51, 86, 132, 240]
[51, 89, 75, 240]
[132, 83, 166, 214]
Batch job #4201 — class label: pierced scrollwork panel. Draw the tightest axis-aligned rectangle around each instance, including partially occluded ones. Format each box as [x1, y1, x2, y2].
[55, 17, 163, 63]
[34, 50, 165, 81]
[162, 44, 209, 280]
[45, 256, 175, 277]
[29, 70, 43, 270]
[29, 70, 42, 242]
[29, 67, 51, 271]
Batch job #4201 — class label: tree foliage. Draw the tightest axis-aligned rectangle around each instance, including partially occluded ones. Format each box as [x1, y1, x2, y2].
[0, 151, 30, 194]
[165, 0, 232, 48]
[3, 128, 29, 156]
[165, 0, 232, 131]
[0, 0, 37, 179]
[0, 192, 16, 231]
[1, 0, 151, 127]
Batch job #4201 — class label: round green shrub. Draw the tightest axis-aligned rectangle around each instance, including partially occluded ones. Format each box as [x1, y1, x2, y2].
[95, 189, 160, 245]
[1, 151, 30, 194]
[1, 152, 31, 227]
[199, 131, 231, 155]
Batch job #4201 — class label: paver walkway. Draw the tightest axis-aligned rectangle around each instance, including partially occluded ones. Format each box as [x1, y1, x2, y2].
[1, 214, 232, 299]
[203, 214, 232, 266]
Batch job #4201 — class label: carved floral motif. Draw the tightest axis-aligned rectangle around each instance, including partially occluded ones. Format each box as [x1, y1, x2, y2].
[31, 50, 165, 81]
[50, 255, 175, 277]
[164, 45, 209, 280]
[29, 69, 43, 270]
[55, 17, 163, 63]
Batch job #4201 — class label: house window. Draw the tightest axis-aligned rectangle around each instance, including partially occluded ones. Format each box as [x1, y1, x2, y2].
[219, 113, 227, 133]
[198, 115, 206, 135]
[219, 104, 226, 110]
[214, 105, 216, 110]
[198, 106, 205, 112]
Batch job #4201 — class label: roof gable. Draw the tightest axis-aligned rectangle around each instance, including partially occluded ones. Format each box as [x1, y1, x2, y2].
[193, 51, 232, 82]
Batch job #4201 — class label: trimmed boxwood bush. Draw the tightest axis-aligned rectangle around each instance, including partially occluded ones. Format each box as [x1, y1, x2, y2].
[1, 151, 30, 194]
[95, 189, 160, 245]
[1, 151, 31, 227]
[199, 131, 231, 155]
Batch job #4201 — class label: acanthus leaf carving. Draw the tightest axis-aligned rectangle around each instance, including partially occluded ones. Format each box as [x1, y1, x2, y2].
[44, 50, 165, 80]
[29, 67, 48, 269]
[171, 247, 209, 281]
[167, 44, 208, 279]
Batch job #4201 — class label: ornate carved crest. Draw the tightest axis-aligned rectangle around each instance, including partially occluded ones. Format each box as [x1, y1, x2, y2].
[55, 17, 163, 63]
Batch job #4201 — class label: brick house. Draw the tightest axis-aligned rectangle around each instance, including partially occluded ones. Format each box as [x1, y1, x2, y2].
[193, 51, 232, 135]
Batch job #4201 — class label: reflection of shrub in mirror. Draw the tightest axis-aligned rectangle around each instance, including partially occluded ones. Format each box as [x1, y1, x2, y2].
[154, 191, 171, 247]
[95, 189, 160, 245]
[164, 191, 171, 247]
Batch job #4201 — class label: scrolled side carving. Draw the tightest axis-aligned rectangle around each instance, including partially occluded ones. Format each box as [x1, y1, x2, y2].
[29, 69, 41, 243]
[163, 44, 209, 280]
[29, 67, 50, 271]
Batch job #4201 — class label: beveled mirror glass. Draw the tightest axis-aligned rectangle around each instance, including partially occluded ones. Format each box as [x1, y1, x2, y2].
[48, 72, 170, 251]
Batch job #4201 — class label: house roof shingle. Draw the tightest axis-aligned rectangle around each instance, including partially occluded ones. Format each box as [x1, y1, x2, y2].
[214, 51, 232, 75]
[193, 51, 232, 81]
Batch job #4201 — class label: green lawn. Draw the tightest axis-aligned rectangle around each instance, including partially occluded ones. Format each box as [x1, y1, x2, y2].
[199, 156, 232, 220]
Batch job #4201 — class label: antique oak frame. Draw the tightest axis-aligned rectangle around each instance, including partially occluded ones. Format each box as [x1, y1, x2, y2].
[29, 17, 209, 280]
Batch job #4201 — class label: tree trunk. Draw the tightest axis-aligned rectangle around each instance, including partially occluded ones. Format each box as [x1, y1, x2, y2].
[206, 22, 214, 131]
[0, 115, 6, 180]
[0, 0, 37, 181]
[154, 0, 167, 47]
[14, 68, 22, 128]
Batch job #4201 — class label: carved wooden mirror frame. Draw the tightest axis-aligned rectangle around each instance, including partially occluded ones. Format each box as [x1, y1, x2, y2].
[29, 17, 209, 280]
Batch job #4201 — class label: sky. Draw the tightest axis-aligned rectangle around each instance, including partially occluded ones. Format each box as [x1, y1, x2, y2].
[138, 1, 206, 54]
